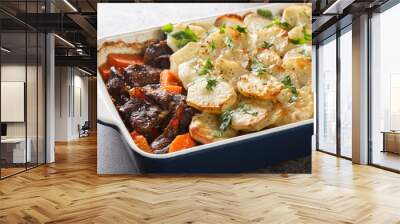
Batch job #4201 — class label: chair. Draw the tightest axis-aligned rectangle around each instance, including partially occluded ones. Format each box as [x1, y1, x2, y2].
[79, 121, 90, 138]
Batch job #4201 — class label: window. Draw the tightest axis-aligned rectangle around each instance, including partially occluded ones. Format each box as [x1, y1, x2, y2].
[370, 3, 400, 171]
[339, 28, 352, 158]
[317, 36, 337, 154]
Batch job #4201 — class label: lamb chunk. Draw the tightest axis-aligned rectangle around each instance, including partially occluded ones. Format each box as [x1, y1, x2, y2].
[129, 101, 169, 141]
[124, 64, 161, 88]
[119, 98, 144, 128]
[141, 85, 172, 110]
[106, 67, 126, 99]
[144, 40, 173, 69]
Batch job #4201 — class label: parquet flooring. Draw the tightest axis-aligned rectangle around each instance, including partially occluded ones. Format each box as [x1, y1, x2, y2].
[0, 134, 400, 224]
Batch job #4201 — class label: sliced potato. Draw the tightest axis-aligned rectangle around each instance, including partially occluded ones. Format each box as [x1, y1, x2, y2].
[236, 74, 283, 100]
[256, 49, 282, 67]
[187, 77, 237, 114]
[214, 14, 243, 27]
[276, 86, 313, 125]
[243, 12, 272, 33]
[282, 5, 312, 30]
[282, 46, 312, 87]
[288, 25, 304, 40]
[214, 57, 247, 87]
[178, 58, 201, 89]
[231, 99, 271, 132]
[189, 112, 237, 144]
[218, 48, 249, 68]
[257, 26, 294, 57]
[170, 42, 201, 75]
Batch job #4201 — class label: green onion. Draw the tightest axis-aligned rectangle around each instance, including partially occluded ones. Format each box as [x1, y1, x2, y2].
[161, 23, 173, 33]
[257, 9, 273, 19]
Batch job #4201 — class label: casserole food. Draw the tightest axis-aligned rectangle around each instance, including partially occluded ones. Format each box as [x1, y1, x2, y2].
[97, 4, 313, 172]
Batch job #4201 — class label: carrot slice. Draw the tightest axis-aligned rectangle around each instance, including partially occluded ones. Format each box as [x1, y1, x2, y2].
[99, 63, 111, 82]
[129, 87, 146, 99]
[107, 54, 144, 68]
[131, 131, 152, 153]
[163, 85, 183, 94]
[169, 133, 196, 153]
[160, 70, 181, 87]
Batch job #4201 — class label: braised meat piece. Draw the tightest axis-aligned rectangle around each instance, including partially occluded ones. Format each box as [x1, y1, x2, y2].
[151, 100, 197, 153]
[141, 85, 172, 110]
[124, 64, 161, 88]
[106, 67, 127, 100]
[143, 40, 173, 69]
[129, 101, 168, 141]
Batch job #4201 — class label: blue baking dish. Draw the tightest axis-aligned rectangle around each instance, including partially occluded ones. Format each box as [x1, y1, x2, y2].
[97, 3, 314, 173]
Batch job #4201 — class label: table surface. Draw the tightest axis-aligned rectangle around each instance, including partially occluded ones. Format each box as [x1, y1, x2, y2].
[97, 3, 265, 39]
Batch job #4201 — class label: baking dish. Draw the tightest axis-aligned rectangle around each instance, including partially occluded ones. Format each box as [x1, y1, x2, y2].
[97, 3, 313, 173]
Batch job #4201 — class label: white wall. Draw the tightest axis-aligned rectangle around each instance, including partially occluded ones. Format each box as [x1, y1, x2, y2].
[54, 67, 89, 141]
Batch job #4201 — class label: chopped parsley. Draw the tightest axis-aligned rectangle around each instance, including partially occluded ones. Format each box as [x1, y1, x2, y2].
[219, 108, 234, 131]
[171, 27, 198, 48]
[224, 36, 234, 48]
[281, 75, 299, 103]
[257, 9, 273, 19]
[237, 103, 258, 116]
[219, 24, 226, 34]
[290, 29, 312, 45]
[251, 60, 267, 76]
[161, 23, 173, 33]
[209, 40, 216, 52]
[266, 17, 292, 31]
[261, 41, 274, 49]
[234, 25, 247, 33]
[206, 78, 218, 91]
[199, 59, 214, 76]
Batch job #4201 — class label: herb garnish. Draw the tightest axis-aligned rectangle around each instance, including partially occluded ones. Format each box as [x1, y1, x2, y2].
[224, 36, 234, 48]
[209, 40, 216, 52]
[234, 25, 247, 33]
[161, 23, 173, 33]
[257, 9, 273, 19]
[261, 41, 274, 49]
[266, 17, 292, 31]
[200, 59, 214, 76]
[281, 75, 299, 102]
[237, 103, 258, 116]
[290, 29, 312, 45]
[171, 27, 199, 48]
[219, 108, 234, 131]
[251, 60, 267, 76]
[219, 24, 226, 34]
[206, 78, 218, 91]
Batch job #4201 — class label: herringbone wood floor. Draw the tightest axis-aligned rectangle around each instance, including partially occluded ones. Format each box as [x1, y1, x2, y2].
[0, 135, 400, 224]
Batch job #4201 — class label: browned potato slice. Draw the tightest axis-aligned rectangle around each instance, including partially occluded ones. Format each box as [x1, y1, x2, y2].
[187, 77, 237, 114]
[214, 14, 243, 27]
[189, 112, 237, 144]
[237, 74, 283, 100]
